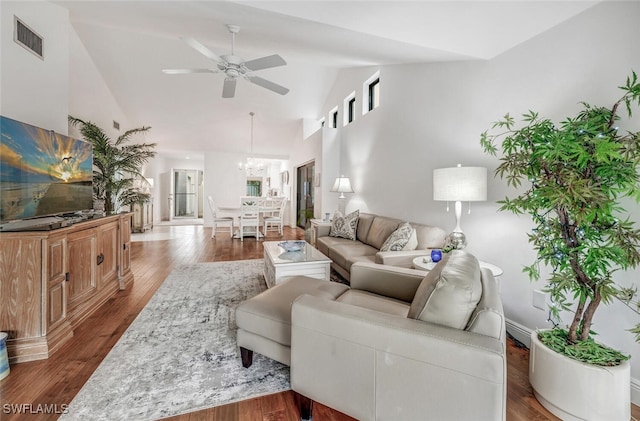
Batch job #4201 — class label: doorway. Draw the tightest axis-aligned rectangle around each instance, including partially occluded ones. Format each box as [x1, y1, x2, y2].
[172, 169, 203, 219]
[296, 161, 315, 228]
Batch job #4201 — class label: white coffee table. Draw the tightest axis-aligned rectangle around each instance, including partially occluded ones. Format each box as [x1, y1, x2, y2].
[263, 240, 332, 288]
[412, 255, 503, 277]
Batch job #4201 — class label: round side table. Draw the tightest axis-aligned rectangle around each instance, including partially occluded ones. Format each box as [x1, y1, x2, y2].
[412, 256, 503, 277]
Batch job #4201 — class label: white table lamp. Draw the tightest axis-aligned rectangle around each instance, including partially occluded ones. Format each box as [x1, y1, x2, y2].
[331, 175, 353, 199]
[331, 175, 354, 213]
[433, 164, 487, 249]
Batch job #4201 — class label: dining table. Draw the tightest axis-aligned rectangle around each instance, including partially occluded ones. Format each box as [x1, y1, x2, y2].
[218, 197, 285, 239]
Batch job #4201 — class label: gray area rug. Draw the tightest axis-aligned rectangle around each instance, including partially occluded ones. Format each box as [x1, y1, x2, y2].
[61, 259, 290, 420]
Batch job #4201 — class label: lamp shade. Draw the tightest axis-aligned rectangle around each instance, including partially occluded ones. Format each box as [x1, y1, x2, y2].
[433, 165, 487, 202]
[330, 176, 354, 194]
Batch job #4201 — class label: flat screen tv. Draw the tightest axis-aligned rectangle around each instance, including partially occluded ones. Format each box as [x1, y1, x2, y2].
[0, 115, 93, 223]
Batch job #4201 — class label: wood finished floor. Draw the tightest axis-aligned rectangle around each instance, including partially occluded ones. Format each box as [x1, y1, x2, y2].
[1, 224, 638, 421]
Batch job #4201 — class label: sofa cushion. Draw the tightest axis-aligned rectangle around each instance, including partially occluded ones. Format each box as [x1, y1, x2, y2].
[329, 241, 378, 271]
[466, 268, 505, 339]
[316, 235, 348, 257]
[356, 213, 376, 242]
[412, 224, 448, 250]
[365, 216, 403, 249]
[337, 290, 410, 317]
[407, 250, 482, 330]
[380, 222, 417, 252]
[346, 254, 376, 270]
[330, 209, 359, 240]
[236, 276, 349, 346]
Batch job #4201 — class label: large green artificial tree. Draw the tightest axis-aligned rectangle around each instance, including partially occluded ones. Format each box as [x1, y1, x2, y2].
[481, 72, 640, 365]
[69, 116, 157, 215]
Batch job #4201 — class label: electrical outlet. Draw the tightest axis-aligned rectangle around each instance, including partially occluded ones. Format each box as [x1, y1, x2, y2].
[533, 290, 547, 310]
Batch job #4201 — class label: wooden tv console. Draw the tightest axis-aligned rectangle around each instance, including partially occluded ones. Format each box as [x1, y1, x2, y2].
[0, 213, 133, 363]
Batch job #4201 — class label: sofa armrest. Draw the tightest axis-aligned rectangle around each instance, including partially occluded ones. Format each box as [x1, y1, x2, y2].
[316, 224, 331, 238]
[374, 249, 431, 268]
[291, 295, 506, 421]
[349, 262, 426, 303]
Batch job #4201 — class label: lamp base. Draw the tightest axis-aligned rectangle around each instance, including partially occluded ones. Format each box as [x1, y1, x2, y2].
[447, 231, 467, 250]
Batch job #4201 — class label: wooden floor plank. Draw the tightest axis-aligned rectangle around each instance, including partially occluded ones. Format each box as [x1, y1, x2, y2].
[0, 224, 638, 420]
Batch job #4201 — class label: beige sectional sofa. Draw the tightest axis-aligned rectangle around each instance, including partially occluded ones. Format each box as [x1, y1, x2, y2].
[236, 250, 507, 420]
[315, 212, 447, 280]
[290, 251, 507, 421]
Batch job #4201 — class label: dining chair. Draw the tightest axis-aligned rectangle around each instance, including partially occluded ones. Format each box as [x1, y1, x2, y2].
[263, 198, 287, 236]
[239, 197, 260, 241]
[207, 196, 234, 238]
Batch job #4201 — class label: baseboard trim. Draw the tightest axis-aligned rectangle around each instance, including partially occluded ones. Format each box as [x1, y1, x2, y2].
[632, 378, 640, 408]
[505, 318, 640, 406]
[506, 318, 533, 348]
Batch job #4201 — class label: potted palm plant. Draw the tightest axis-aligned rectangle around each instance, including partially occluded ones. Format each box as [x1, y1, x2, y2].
[481, 72, 640, 420]
[69, 116, 157, 215]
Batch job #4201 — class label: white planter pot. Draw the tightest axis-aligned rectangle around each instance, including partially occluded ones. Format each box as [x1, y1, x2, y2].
[529, 330, 630, 421]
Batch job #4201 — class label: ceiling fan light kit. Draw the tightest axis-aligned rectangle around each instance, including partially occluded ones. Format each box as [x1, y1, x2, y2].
[163, 24, 289, 98]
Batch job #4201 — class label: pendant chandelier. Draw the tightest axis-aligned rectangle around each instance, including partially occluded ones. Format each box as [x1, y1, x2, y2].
[238, 111, 264, 174]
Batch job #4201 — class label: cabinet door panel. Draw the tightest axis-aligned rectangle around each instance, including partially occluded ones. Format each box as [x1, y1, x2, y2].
[0, 238, 41, 338]
[48, 282, 65, 328]
[67, 230, 97, 308]
[46, 236, 67, 330]
[98, 222, 119, 286]
[48, 238, 65, 281]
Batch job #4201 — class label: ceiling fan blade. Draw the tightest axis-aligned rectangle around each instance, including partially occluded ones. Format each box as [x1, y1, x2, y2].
[162, 68, 218, 74]
[222, 78, 237, 98]
[246, 75, 289, 95]
[181, 37, 223, 63]
[244, 54, 287, 71]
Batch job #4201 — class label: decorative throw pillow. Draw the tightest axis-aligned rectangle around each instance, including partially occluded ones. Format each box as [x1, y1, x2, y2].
[380, 222, 417, 251]
[329, 209, 359, 240]
[407, 250, 482, 330]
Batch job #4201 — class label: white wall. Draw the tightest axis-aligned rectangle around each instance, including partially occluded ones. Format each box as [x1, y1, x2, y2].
[310, 1, 640, 399]
[203, 151, 247, 225]
[67, 22, 133, 140]
[289, 122, 323, 226]
[1, 1, 69, 133]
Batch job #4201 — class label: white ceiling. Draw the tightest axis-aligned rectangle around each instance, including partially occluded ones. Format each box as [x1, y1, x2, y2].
[55, 1, 599, 160]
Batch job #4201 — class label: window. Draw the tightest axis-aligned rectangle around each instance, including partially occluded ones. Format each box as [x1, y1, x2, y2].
[331, 109, 338, 128]
[348, 97, 356, 123]
[362, 71, 380, 115]
[343, 92, 356, 126]
[368, 78, 380, 111]
[246, 179, 262, 196]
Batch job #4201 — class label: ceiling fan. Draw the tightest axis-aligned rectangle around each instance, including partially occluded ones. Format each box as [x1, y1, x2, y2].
[162, 24, 289, 98]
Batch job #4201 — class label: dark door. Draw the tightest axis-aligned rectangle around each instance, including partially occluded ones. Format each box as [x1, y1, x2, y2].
[296, 162, 315, 228]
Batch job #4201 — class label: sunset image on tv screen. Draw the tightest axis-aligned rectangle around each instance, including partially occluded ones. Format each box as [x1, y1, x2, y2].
[0, 116, 93, 222]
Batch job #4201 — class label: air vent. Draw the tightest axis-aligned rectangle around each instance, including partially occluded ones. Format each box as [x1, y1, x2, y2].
[14, 16, 43, 59]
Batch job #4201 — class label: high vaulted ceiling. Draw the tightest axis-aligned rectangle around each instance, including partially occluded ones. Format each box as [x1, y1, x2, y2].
[55, 1, 599, 160]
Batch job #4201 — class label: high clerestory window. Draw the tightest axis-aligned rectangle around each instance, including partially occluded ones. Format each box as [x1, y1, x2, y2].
[368, 78, 380, 111]
[362, 71, 380, 115]
[343, 92, 356, 126]
[348, 97, 356, 123]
